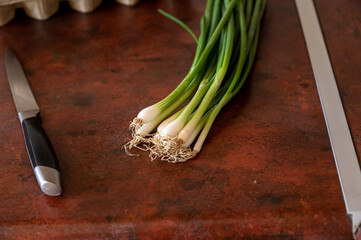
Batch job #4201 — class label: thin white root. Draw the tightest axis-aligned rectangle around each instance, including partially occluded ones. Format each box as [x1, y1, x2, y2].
[129, 117, 143, 133]
[124, 119, 198, 162]
[124, 118, 152, 156]
[149, 133, 198, 163]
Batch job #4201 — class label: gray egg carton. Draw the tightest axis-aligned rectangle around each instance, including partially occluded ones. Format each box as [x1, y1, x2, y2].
[0, 0, 140, 26]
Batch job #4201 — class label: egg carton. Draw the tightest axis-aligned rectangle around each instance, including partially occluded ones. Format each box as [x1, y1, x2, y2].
[0, 0, 140, 26]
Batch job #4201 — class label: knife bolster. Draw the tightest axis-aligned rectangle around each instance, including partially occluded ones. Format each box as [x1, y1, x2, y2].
[18, 109, 39, 123]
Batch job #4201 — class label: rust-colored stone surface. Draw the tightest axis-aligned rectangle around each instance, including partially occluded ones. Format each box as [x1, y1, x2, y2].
[0, 0, 360, 239]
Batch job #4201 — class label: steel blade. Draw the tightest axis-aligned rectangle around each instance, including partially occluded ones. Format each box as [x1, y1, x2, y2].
[5, 48, 39, 121]
[295, 0, 361, 237]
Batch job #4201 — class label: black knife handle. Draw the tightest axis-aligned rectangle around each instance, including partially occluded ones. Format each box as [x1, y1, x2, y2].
[21, 117, 59, 170]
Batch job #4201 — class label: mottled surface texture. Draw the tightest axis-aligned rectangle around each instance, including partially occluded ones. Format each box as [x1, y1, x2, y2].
[0, 0, 360, 239]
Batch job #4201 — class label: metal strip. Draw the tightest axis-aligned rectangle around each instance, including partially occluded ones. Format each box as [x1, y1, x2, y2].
[295, 0, 361, 237]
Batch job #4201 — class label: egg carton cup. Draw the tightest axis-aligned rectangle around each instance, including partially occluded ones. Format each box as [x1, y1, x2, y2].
[0, 0, 140, 26]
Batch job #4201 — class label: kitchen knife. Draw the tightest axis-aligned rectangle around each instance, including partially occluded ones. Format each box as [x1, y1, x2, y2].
[295, 0, 361, 237]
[5, 48, 61, 196]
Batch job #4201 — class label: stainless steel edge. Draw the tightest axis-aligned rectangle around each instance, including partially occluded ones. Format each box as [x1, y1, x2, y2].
[5, 48, 39, 122]
[295, 0, 361, 237]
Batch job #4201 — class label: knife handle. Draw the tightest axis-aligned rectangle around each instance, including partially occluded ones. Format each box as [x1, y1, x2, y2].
[22, 117, 59, 169]
[21, 116, 61, 196]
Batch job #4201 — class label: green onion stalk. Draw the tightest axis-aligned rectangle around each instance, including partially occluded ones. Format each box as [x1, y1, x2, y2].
[125, 0, 266, 162]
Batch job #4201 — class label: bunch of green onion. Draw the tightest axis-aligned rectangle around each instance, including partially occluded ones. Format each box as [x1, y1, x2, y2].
[125, 0, 266, 163]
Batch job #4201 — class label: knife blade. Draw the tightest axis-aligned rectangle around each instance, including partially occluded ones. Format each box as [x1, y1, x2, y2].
[5, 48, 61, 196]
[295, 0, 361, 237]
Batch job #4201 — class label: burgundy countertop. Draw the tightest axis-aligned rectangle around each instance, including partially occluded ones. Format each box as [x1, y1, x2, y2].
[0, 0, 360, 239]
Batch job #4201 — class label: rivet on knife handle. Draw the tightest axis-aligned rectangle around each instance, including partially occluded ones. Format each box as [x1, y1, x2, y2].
[295, 0, 361, 237]
[5, 48, 62, 196]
